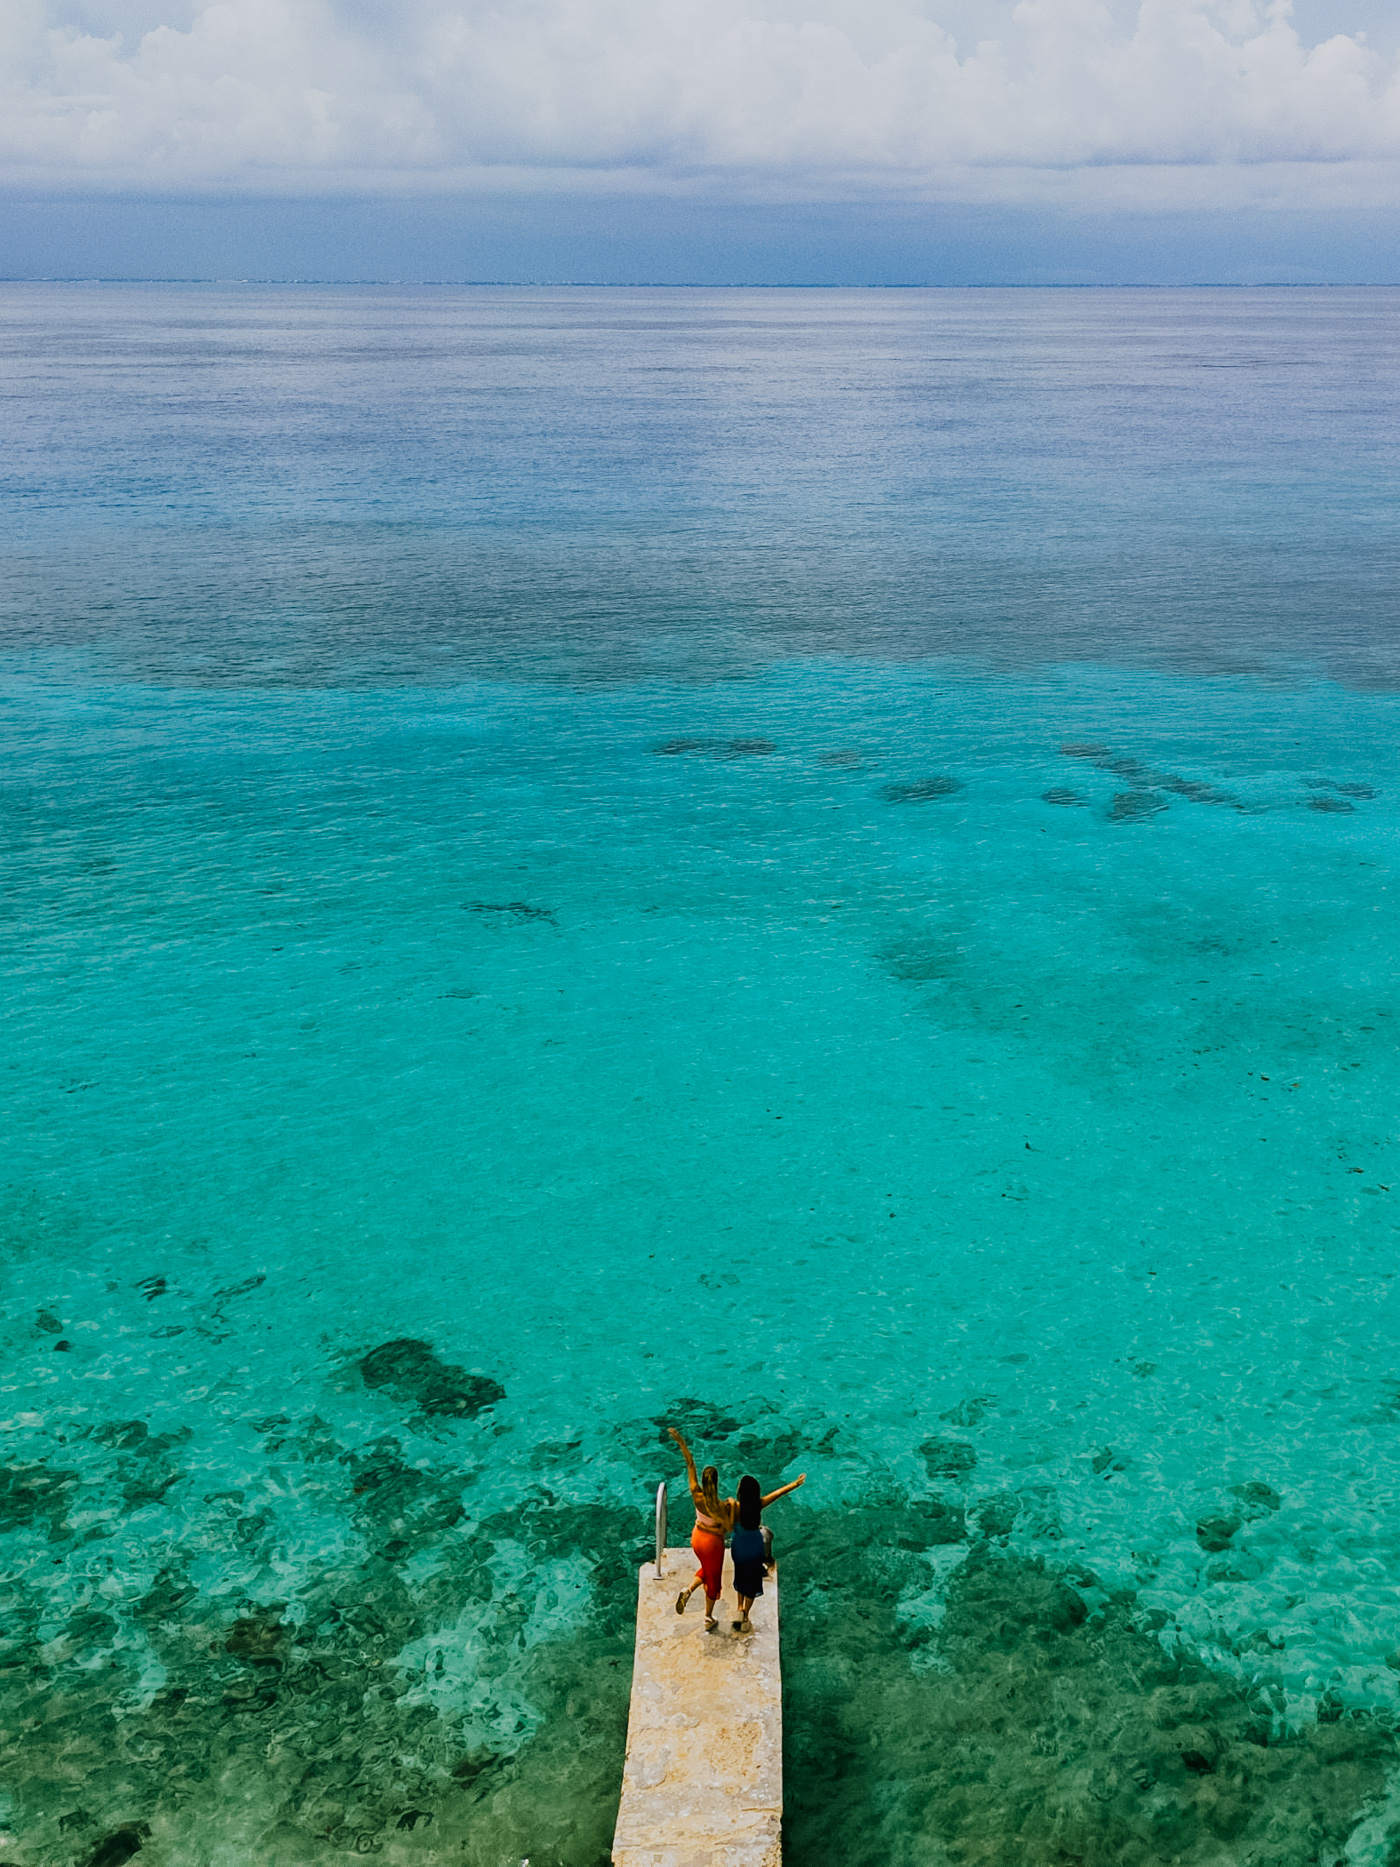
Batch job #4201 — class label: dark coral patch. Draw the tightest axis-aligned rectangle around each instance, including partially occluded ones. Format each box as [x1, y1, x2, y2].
[784, 1532, 1397, 1867]
[880, 776, 963, 803]
[652, 737, 774, 759]
[359, 1338, 505, 1418]
[1109, 790, 1168, 822]
[462, 900, 556, 923]
[919, 1436, 977, 1481]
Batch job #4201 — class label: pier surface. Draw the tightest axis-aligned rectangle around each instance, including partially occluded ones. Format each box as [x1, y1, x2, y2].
[612, 1546, 782, 1867]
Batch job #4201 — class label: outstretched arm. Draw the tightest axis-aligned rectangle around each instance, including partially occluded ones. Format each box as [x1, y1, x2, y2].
[668, 1427, 703, 1498]
[761, 1473, 806, 1507]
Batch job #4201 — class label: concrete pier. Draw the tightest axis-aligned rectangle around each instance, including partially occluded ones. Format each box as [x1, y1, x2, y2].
[612, 1546, 783, 1867]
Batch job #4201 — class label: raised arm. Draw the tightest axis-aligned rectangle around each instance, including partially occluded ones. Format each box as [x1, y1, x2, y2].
[761, 1473, 806, 1507]
[668, 1426, 704, 1501]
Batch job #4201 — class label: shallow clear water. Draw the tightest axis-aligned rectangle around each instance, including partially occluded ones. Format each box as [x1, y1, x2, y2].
[4, 283, 1400, 1865]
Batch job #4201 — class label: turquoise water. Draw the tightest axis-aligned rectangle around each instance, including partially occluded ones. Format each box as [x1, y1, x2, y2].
[4, 284, 1400, 1865]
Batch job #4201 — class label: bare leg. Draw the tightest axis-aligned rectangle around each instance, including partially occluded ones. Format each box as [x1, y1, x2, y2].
[733, 1594, 754, 1630]
[704, 1592, 719, 1629]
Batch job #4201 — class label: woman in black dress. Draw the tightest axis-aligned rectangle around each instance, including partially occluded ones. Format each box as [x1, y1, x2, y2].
[730, 1469, 805, 1632]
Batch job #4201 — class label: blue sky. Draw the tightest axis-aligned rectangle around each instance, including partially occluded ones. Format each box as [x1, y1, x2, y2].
[3, 0, 1399, 281]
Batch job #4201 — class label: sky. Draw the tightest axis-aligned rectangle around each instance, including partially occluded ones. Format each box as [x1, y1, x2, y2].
[2, 0, 1400, 281]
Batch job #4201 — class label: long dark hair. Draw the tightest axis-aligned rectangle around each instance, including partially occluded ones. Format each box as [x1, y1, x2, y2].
[737, 1474, 761, 1531]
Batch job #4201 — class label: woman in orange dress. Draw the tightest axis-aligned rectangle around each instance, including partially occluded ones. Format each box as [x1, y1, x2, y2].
[668, 1426, 737, 1632]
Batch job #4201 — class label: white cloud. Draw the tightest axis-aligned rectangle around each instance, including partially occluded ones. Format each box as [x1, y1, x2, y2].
[3, 0, 1400, 205]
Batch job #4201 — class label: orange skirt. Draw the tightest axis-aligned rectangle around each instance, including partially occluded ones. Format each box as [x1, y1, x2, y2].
[691, 1526, 725, 1598]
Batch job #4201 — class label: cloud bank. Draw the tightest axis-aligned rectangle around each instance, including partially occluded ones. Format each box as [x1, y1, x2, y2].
[3, 0, 1400, 207]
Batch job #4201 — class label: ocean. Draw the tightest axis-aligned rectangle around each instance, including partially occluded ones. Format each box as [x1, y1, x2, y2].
[3, 282, 1400, 1865]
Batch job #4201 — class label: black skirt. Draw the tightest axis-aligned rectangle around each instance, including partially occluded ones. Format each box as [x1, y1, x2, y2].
[731, 1527, 766, 1598]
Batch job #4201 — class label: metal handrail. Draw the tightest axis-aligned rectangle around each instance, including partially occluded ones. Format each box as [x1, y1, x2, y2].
[654, 1480, 667, 1577]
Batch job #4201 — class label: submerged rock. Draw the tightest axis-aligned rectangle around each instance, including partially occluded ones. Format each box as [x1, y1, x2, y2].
[1196, 1514, 1243, 1553]
[1230, 1480, 1281, 1517]
[86, 1827, 150, 1867]
[879, 776, 964, 803]
[652, 1398, 744, 1446]
[359, 1338, 505, 1418]
[1062, 743, 1242, 810]
[652, 737, 774, 759]
[1307, 779, 1377, 799]
[899, 1498, 967, 1548]
[1041, 788, 1087, 807]
[461, 900, 556, 923]
[1109, 790, 1169, 822]
[973, 1491, 1021, 1540]
[919, 1436, 977, 1480]
[0, 1459, 79, 1538]
[784, 1533, 1398, 1867]
[1308, 795, 1354, 813]
[224, 1607, 289, 1663]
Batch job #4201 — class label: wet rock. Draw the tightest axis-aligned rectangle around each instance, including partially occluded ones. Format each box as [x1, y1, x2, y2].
[1041, 788, 1087, 806]
[879, 776, 963, 803]
[1195, 1514, 1242, 1553]
[1109, 789, 1168, 821]
[919, 1436, 977, 1481]
[652, 737, 774, 759]
[359, 1338, 504, 1418]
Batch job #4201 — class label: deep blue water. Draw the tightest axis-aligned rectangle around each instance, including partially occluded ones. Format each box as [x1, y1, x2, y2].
[4, 284, 1400, 1866]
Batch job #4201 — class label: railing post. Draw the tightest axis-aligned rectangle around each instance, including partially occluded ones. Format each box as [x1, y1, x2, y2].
[654, 1480, 667, 1578]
